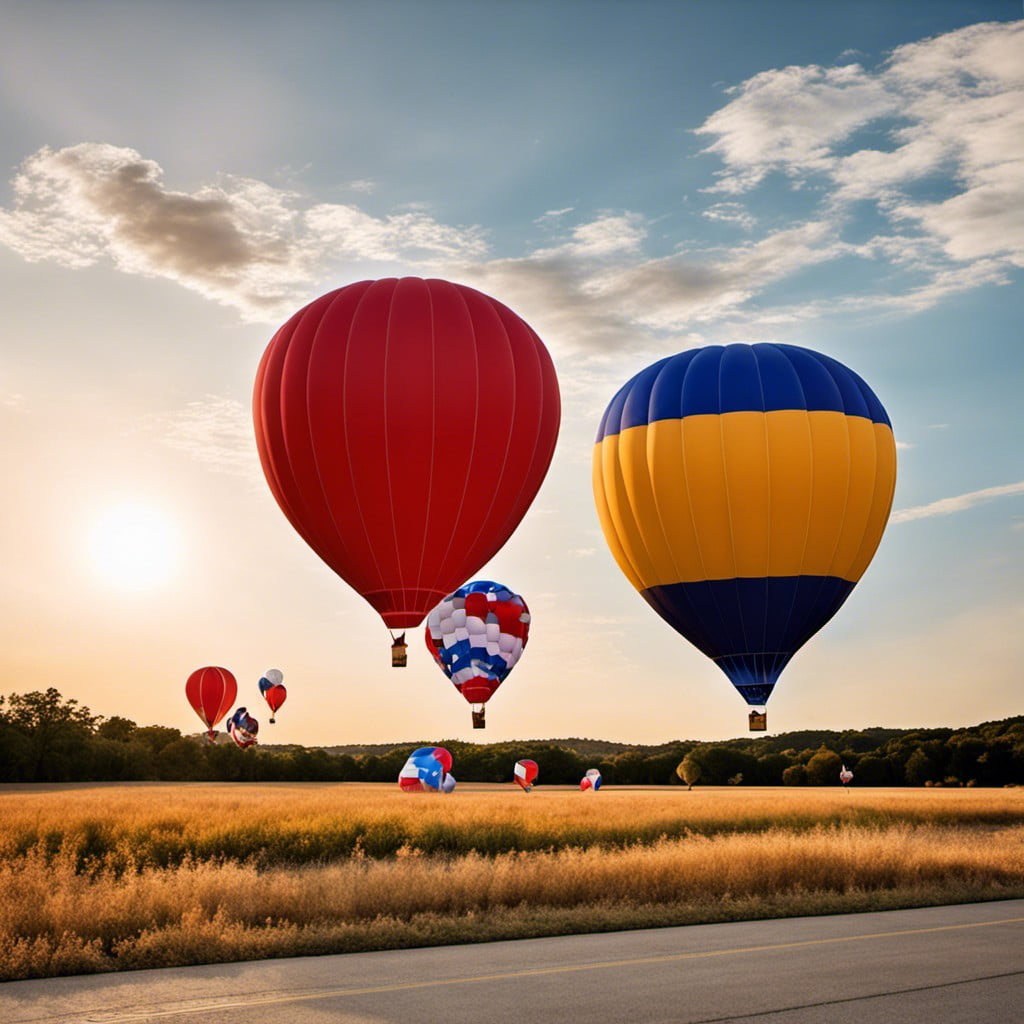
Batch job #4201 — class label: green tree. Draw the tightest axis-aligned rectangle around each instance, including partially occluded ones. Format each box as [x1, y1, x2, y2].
[805, 746, 843, 786]
[0, 688, 97, 781]
[677, 753, 703, 789]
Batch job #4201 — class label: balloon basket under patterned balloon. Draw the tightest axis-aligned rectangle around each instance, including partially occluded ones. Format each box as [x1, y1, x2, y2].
[748, 710, 767, 732]
[391, 634, 408, 668]
[471, 706, 486, 729]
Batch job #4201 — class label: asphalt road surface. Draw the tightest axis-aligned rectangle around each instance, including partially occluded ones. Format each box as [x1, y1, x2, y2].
[5, 900, 1023, 1024]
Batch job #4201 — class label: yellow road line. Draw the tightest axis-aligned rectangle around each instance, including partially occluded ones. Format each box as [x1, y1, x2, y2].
[89, 915, 1024, 1022]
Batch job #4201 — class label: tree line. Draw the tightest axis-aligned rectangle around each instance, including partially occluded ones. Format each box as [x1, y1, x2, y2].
[1, 688, 1023, 786]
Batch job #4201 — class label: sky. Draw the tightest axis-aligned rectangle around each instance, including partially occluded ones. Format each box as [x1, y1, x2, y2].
[1, 0, 1021, 747]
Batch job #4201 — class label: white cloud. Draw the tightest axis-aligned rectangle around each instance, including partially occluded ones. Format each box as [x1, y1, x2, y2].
[535, 207, 575, 222]
[0, 144, 486, 322]
[702, 202, 757, 230]
[696, 63, 895, 194]
[695, 21, 1024, 269]
[892, 480, 1024, 523]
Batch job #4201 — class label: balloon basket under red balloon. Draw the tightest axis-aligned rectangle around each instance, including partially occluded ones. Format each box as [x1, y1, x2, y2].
[391, 635, 408, 668]
[748, 710, 767, 732]
[471, 707, 486, 729]
[269, 716, 276, 724]
[205, 730, 218, 743]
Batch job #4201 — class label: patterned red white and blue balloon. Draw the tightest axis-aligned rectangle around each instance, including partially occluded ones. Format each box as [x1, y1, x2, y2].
[227, 707, 259, 749]
[425, 581, 530, 707]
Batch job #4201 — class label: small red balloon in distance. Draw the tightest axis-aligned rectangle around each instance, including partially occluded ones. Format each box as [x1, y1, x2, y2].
[252, 278, 561, 646]
[514, 759, 538, 792]
[185, 667, 237, 742]
[264, 684, 287, 723]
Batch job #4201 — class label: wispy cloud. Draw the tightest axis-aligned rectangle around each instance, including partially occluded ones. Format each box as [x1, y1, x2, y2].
[892, 480, 1024, 523]
[0, 144, 486, 322]
[139, 395, 261, 481]
[702, 202, 756, 230]
[1, 20, 1019, 350]
[694, 21, 1024, 269]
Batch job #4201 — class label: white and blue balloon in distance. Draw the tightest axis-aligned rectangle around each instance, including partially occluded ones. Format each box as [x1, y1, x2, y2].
[227, 707, 259, 749]
[398, 746, 454, 793]
[580, 768, 602, 791]
[425, 581, 530, 717]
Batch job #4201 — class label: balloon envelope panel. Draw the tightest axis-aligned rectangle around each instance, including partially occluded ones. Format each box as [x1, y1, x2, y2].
[592, 343, 896, 707]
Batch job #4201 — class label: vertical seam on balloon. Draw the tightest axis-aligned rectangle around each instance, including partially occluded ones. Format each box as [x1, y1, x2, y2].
[597, 426, 646, 588]
[257, 318, 313, 546]
[412, 280, 439, 607]
[304, 290, 361, 589]
[339, 284, 390, 603]
[823, 366, 854, 581]
[460, 303, 520, 578]
[771, 346, 810, 689]
[446, 302, 524, 584]
[383, 283, 404, 619]
[429, 285, 482, 589]
[718, 354, 752, 663]
[479, 320, 546, 567]
[645, 360, 685, 590]
[849, 377, 894, 580]
[678, 353, 733, 681]
[755, 348, 770, 674]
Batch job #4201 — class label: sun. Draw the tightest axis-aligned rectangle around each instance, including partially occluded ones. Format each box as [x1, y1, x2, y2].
[87, 502, 180, 590]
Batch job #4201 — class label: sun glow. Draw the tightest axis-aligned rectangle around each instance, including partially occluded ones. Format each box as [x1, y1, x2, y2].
[87, 502, 180, 590]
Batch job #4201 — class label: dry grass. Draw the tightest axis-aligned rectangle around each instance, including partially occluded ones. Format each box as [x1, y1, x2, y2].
[2, 784, 1023, 980]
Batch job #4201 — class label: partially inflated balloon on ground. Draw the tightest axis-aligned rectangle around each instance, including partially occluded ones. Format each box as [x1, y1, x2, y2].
[514, 759, 538, 792]
[580, 768, 602, 791]
[398, 746, 453, 792]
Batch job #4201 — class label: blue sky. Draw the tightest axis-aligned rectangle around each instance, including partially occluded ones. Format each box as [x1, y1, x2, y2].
[1, 1, 1021, 744]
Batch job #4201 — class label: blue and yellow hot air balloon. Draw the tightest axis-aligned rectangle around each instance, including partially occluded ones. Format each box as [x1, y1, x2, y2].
[592, 344, 896, 730]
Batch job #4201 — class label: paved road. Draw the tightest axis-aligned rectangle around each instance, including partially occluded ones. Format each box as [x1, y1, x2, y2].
[5, 901, 1023, 1024]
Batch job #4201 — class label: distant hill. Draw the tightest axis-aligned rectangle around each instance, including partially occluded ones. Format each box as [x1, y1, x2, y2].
[315, 718, 1024, 759]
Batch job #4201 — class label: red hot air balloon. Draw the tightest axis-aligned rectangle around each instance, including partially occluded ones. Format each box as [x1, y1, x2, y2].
[253, 278, 560, 661]
[185, 666, 237, 742]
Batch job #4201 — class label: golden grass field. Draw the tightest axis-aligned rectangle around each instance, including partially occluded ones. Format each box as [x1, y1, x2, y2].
[2, 782, 1023, 980]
